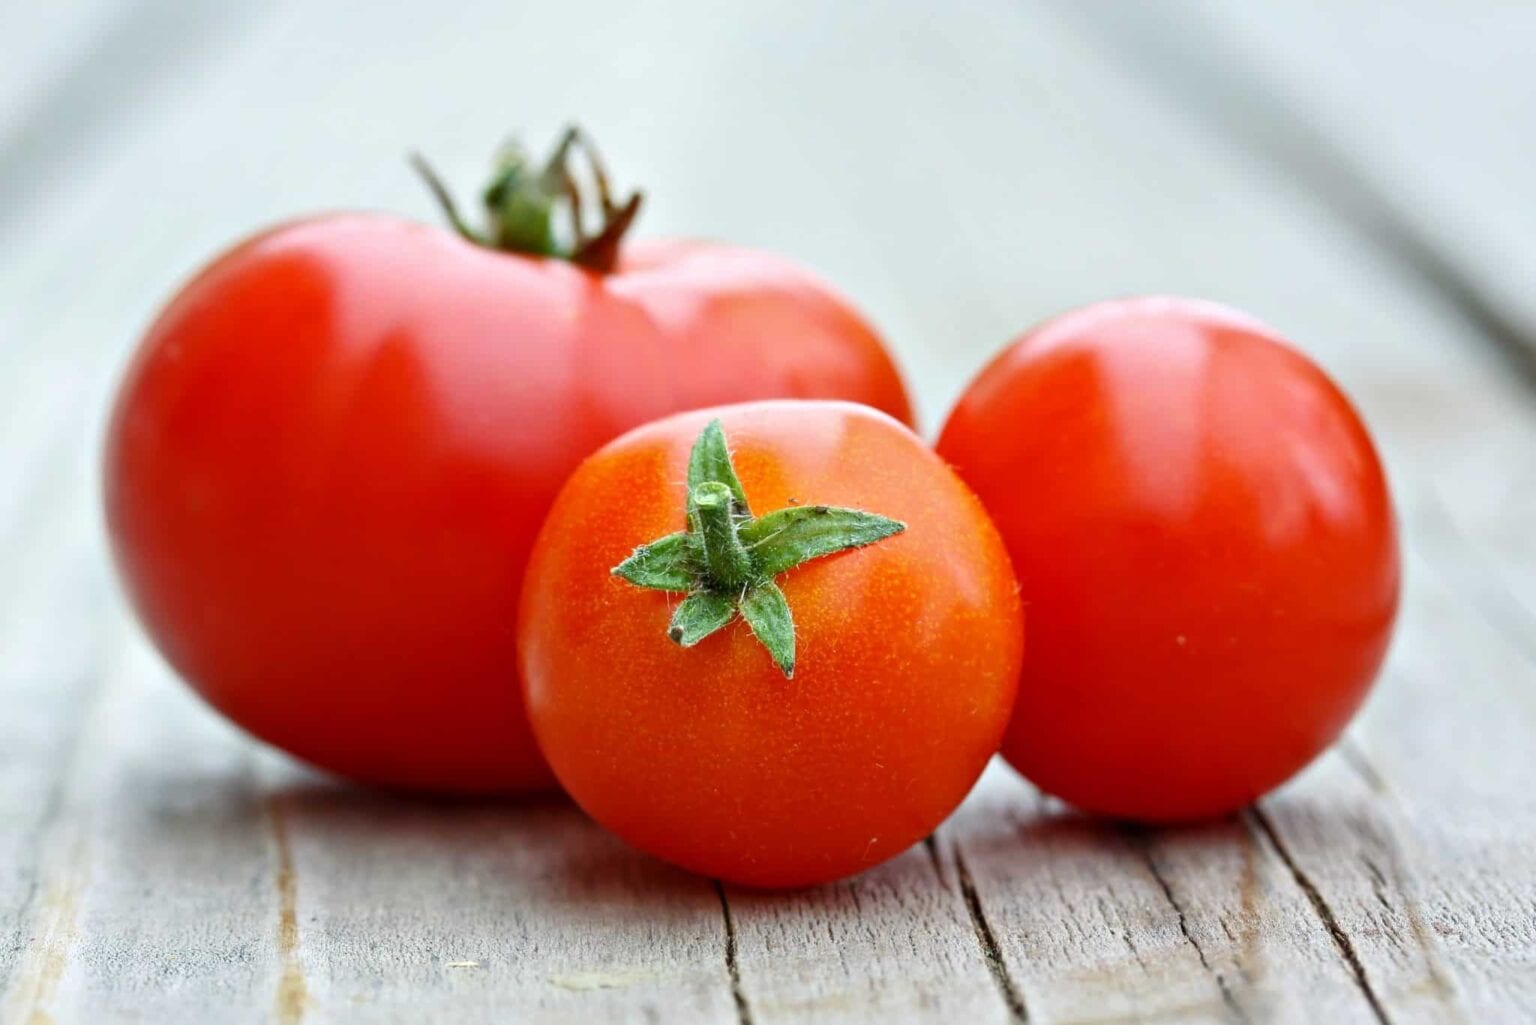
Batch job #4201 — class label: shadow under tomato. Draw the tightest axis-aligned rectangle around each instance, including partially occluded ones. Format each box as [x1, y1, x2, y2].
[264, 774, 723, 912]
[949, 773, 1414, 945]
[945, 770, 1256, 877]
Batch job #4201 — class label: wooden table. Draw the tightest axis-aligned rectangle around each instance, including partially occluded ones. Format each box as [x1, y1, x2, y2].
[3, 3, 1533, 1022]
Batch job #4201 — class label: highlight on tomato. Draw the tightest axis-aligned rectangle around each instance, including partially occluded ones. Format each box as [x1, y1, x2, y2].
[937, 296, 1400, 822]
[103, 128, 913, 793]
[518, 401, 1022, 887]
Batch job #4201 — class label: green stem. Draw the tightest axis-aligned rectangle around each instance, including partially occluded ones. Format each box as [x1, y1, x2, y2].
[692, 483, 753, 590]
[408, 153, 481, 244]
[410, 125, 643, 274]
[611, 420, 907, 678]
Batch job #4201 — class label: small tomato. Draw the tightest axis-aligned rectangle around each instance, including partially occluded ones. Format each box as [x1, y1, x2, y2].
[937, 297, 1400, 821]
[519, 401, 1022, 887]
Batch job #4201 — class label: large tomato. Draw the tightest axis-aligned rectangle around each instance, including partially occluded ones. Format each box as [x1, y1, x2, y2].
[937, 297, 1399, 821]
[519, 402, 1021, 886]
[104, 133, 911, 792]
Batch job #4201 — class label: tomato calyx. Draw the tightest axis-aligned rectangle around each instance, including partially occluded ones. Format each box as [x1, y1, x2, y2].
[410, 125, 643, 273]
[612, 420, 905, 678]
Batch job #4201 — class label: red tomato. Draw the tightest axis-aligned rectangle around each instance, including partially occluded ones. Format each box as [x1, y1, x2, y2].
[104, 139, 911, 793]
[519, 402, 1021, 887]
[937, 297, 1399, 821]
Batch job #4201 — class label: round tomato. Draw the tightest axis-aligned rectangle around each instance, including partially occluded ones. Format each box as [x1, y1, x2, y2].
[937, 297, 1399, 822]
[104, 133, 911, 793]
[519, 401, 1021, 887]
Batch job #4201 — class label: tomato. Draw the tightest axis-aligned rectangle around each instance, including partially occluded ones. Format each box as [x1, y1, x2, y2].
[936, 297, 1400, 822]
[518, 401, 1021, 887]
[103, 133, 911, 793]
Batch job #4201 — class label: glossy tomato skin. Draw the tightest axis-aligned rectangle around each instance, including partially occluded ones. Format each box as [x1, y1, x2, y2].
[105, 215, 912, 793]
[519, 401, 1022, 887]
[937, 297, 1399, 822]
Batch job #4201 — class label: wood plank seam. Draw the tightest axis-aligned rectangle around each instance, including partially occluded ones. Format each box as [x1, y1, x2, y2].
[266, 796, 308, 1025]
[0, 661, 116, 1024]
[712, 881, 754, 1025]
[3, 668, 99, 941]
[921, 836, 949, 892]
[952, 844, 1029, 1023]
[1, 837, 87, 1025]
[1247, 809, 1392, 1025]
[1132, 831, 1251, 1024]
[1336, 740, 1474, 1025]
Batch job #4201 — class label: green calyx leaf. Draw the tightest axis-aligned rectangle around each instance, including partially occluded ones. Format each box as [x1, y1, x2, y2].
[740, 581, 795, 677]
[740, 505, 907, 577]
[611, 532, 699, 590]
[686, 419, 751, 518]
[668, 592, 735, 646]
[610, 418, 906, 678]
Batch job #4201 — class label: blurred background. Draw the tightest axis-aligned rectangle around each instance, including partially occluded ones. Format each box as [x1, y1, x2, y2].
[7, 2, 1536, 427]
[3, 1, 1536, 1018]
[7, 0, 1532, 659]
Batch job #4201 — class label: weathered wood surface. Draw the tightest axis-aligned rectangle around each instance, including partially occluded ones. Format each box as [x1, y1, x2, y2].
[1067, 1, 1536, 371]
[1, 2, 1533, 1022]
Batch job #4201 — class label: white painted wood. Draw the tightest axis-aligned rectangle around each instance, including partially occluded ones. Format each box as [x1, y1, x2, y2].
[0, 351, 122, 1013]
[942, 765, 1384, 1025]
[271, 780, 737, 1025]
[723, 845, 1006, 1024]
[1264, 543, 1536, 1023]
[0, 0, 253, 250]
[9, 636, 287, 1025]
[1075, 1, 1536, 354]
[0, 0, 133, 146]
[0, 1, 1535, 1022]
[0, 535, 110, 1014]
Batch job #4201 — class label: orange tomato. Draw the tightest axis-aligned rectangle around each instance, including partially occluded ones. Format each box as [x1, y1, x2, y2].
[519, 401, 1021, 887]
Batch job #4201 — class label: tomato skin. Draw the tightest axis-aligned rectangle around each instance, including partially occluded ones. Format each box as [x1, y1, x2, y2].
[104, 215, 912, 793]
[936, 297, 1400, 822]
[519, 401, 1022, 887]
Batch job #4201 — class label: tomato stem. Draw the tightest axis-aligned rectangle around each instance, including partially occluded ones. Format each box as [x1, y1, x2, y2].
[692, 483, 754, 591]
[410, 125, 643, 273]
[611, 419, 906, 678]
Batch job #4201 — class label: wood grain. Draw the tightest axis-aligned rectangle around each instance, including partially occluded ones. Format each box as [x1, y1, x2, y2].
[267, 781, 736, 1025]
[722, 845, 1006, 1023]
[1065, 1, 1536, 369]
[0, 1, 1534, 1022]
